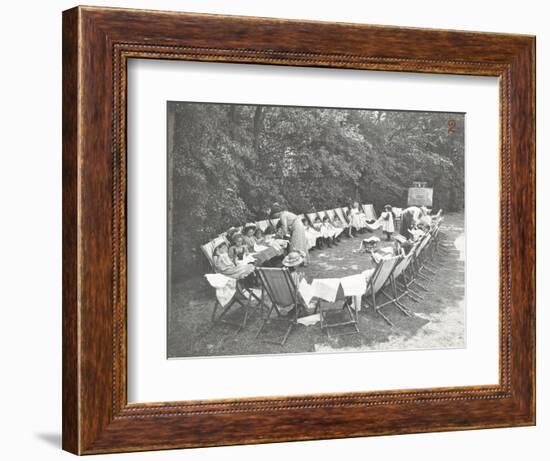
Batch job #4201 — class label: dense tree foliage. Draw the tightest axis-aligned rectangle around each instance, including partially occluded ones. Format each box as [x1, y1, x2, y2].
[168, 102, 464, 277]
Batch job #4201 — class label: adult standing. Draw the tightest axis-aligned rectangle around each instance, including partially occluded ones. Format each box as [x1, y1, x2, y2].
[271, 203, 310, 266]
[400, 205, 427, 239]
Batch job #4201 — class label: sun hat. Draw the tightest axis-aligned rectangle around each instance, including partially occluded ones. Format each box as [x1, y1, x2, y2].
[243, 223, 257, 233]
[231, 232, 244, 244]
[271, 202, 283, 216]
[212, 239, 228, 254]
[225, 226, 239, 240]
[282, 251, 304, 267]
[363, 236, 381, 244]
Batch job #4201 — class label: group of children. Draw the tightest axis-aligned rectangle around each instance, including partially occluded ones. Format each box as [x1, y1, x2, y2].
[211, 223, 289, 281]
[346, 202, 396, 241]
[209, 202, 424, 283]
[303, 215, 345, 250]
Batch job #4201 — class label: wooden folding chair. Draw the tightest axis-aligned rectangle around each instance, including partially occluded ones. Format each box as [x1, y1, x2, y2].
[255, 267, 304, 345]
[382, 247, 421, 315]
[409, 233, 434, 288]
[255, 220, 270, 232]
[325, 209, 336, 222]
[200, 237, 227, 268]
[207, 279, 259, 331]
[306, 212, 319, 226]
[334, 207, 349, 225]
[362, 255, 404, 327]
[319, 283, 360, 338]
[200, 239, 262, 331]
[392, 240, 427, 300]
[362, 204, 377, 222]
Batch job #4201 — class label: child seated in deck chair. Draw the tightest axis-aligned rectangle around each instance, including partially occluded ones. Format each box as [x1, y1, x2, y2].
[312, 216, 322, 231]
[242, 224, 257, 252]
[320, 216, 340, 247]
[313, 216, 333, 248]
[253, 227, 268, 246]
[333, 215, 346, 232]
[303, 218, 322, 250]
[228, 233, 251, 265]
[396, 238, 414, 256]
[212, 241, 255, 280]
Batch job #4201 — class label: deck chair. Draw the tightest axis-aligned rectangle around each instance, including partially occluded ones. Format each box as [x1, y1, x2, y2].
[407, 233, 433, 291]
[362, 204, 377, 222]
[255, 220, 270, 232]
[255, 267, 304, 345]
[393, 241, 426, 300]
[362, 255, 405, 327]
[206, 275, 260, 331]
[334, 208, 349, 225]
[384, 247, 421, 314]
[306, 212, 319, 226]
[342, 206, 350, 217]
[270, 218, 280, 230]
[319, 282, 360, 338]
[200, 238, 261, 330]
[317, 210, 327, 220]
[200, 237, 228, 268]
[430, 218, 456, 259]
[325, 209, 336, 222]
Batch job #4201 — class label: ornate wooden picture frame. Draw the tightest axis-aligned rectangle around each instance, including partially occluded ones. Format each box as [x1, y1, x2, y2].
[62, 5, 535, 455]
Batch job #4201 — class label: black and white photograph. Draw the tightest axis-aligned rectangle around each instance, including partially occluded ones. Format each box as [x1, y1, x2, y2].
[167, 101, 465, 358]
[2, 0, 542, 458]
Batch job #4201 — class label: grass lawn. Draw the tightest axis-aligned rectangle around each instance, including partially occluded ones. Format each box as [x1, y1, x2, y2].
[168, 212, 465, 358]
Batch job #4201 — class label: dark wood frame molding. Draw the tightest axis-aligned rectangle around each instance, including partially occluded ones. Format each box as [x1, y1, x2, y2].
[62, 5, 536, 455]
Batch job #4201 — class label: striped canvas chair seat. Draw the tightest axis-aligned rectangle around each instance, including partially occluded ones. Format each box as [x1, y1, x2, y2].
[366, 255, 401, 297]
[325, 209, 336, 222]
[306, 212, 319, 226]
[362, 204, 377, 221]
[200, 236, 229, 270]
[334, 208, 349, 224]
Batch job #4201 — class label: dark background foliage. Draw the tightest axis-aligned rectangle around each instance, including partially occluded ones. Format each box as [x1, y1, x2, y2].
[168, 102, 464, 279]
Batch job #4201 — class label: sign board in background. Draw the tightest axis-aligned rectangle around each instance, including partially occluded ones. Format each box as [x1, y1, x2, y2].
[407, 187, 433, 207]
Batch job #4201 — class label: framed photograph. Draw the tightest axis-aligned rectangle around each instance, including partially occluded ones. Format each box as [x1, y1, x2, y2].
[62, 6, 535, 455]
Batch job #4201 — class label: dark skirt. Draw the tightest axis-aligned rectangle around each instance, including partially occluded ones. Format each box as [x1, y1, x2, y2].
[400, 211, 414, 239]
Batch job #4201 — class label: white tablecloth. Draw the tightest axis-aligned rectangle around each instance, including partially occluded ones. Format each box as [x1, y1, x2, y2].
[298, 268, 375, 307]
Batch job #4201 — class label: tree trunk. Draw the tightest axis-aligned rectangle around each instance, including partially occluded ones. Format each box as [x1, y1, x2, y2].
[253, 106, 265, 158]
